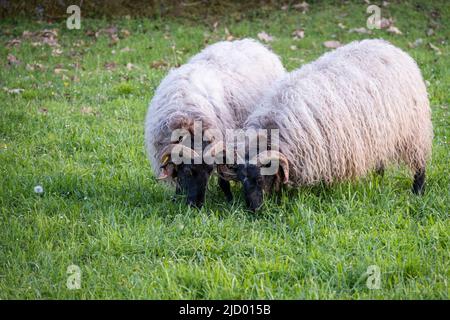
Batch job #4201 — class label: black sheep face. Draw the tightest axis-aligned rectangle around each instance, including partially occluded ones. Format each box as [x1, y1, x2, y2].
[234, 164, 275, 212]
[233, 157, 286, 212]
[176, 162, 214, 208]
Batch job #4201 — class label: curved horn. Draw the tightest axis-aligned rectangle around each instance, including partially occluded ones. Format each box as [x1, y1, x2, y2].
[252, 150, 289, 184]
[217, 164, 238, 181]
[159, 143, 200, 165]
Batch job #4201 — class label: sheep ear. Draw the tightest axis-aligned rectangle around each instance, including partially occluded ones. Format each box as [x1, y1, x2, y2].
[254, 151, 289, 184]
[157, 163, 175, 180]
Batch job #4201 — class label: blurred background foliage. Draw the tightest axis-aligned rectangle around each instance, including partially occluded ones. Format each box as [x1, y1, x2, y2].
[0, 0, 413, 20]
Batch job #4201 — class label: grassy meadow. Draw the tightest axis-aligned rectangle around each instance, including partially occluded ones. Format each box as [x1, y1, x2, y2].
[0, 1, 449, 299]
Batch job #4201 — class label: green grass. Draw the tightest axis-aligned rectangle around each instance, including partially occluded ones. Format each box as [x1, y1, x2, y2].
[0, 1, 449, 299]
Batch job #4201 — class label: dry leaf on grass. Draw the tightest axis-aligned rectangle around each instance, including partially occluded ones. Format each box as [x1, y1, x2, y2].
[386, 25, 402, 35]
[257, 31, 274, 43]
[26, 63, 45, 71]
[379, 18, 394, 29]
[323, 40, 341, 49]
[121, 29, 131, 37]
[224, 27, 234, 41]
[3, 87, 24, 94]
[292, 29, 305, 40]
[6, 39, 21, 48]
[150, 60, 169, 69]
[54, 68, 68, 74]
[110, 34, 120, 45]
[80, 107, 100, 116]
[104, 62, 117, 70]
[7, 54, 20, 65]
[293, 1, 309, 13]
[349, 27, 370, 34]
[429, 43, 442, 55]
[52, 48, 63, 56]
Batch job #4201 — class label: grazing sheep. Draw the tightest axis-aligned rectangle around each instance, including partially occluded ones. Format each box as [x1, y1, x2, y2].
[145, 38, 285, 207]
[229, 39, 433, 211]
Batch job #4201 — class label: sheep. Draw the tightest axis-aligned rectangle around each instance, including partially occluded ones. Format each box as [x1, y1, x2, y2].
[144, 38, 286, 207]
[226, 39, 433, 211]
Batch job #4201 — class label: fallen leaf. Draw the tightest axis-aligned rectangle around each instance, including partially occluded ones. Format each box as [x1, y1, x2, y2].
[54, 68, 68, 74]
[6, 38, 21, 48]
[293, 1, 309, 13]
[224, 27, 234, 41]
[150, 60, 168, 69]
[96, 26, 118, 37]
[292, 29, 305, 40]
[110, 34, 120, 45]
[349, 27, 370, 34]
[257, 31, 274, 43]
[38, 107, 48, 114]
[26, 63, 45, 71]
[429, 43, 442, 55]
[7, 54, 20, 65]
[40, 29, 59, 47]
[3, 87, 24, 94]
[323, 40, 341, 49]
[74, 40, 85, 47]
[80, 106, 99, 116]
[338, 23, 346, 29]
[51, 48, 63, 56]
[104, 62, 117, 70]
[121, 29, 131, 37]
[85, 30, 96, 37]
[386, 25, 402, 35]
[379, 18, 394, 29]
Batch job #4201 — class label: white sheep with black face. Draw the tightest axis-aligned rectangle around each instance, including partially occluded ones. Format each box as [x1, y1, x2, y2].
[145, 38, 286, 207]
[229, 39, 433, 211]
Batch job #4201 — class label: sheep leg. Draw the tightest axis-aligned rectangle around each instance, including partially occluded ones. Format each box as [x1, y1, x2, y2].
[412, 168, 426, 195]
[171, 184, 182, 202]
[218, 177, 233, 202]
[375, 162, 385, 177]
